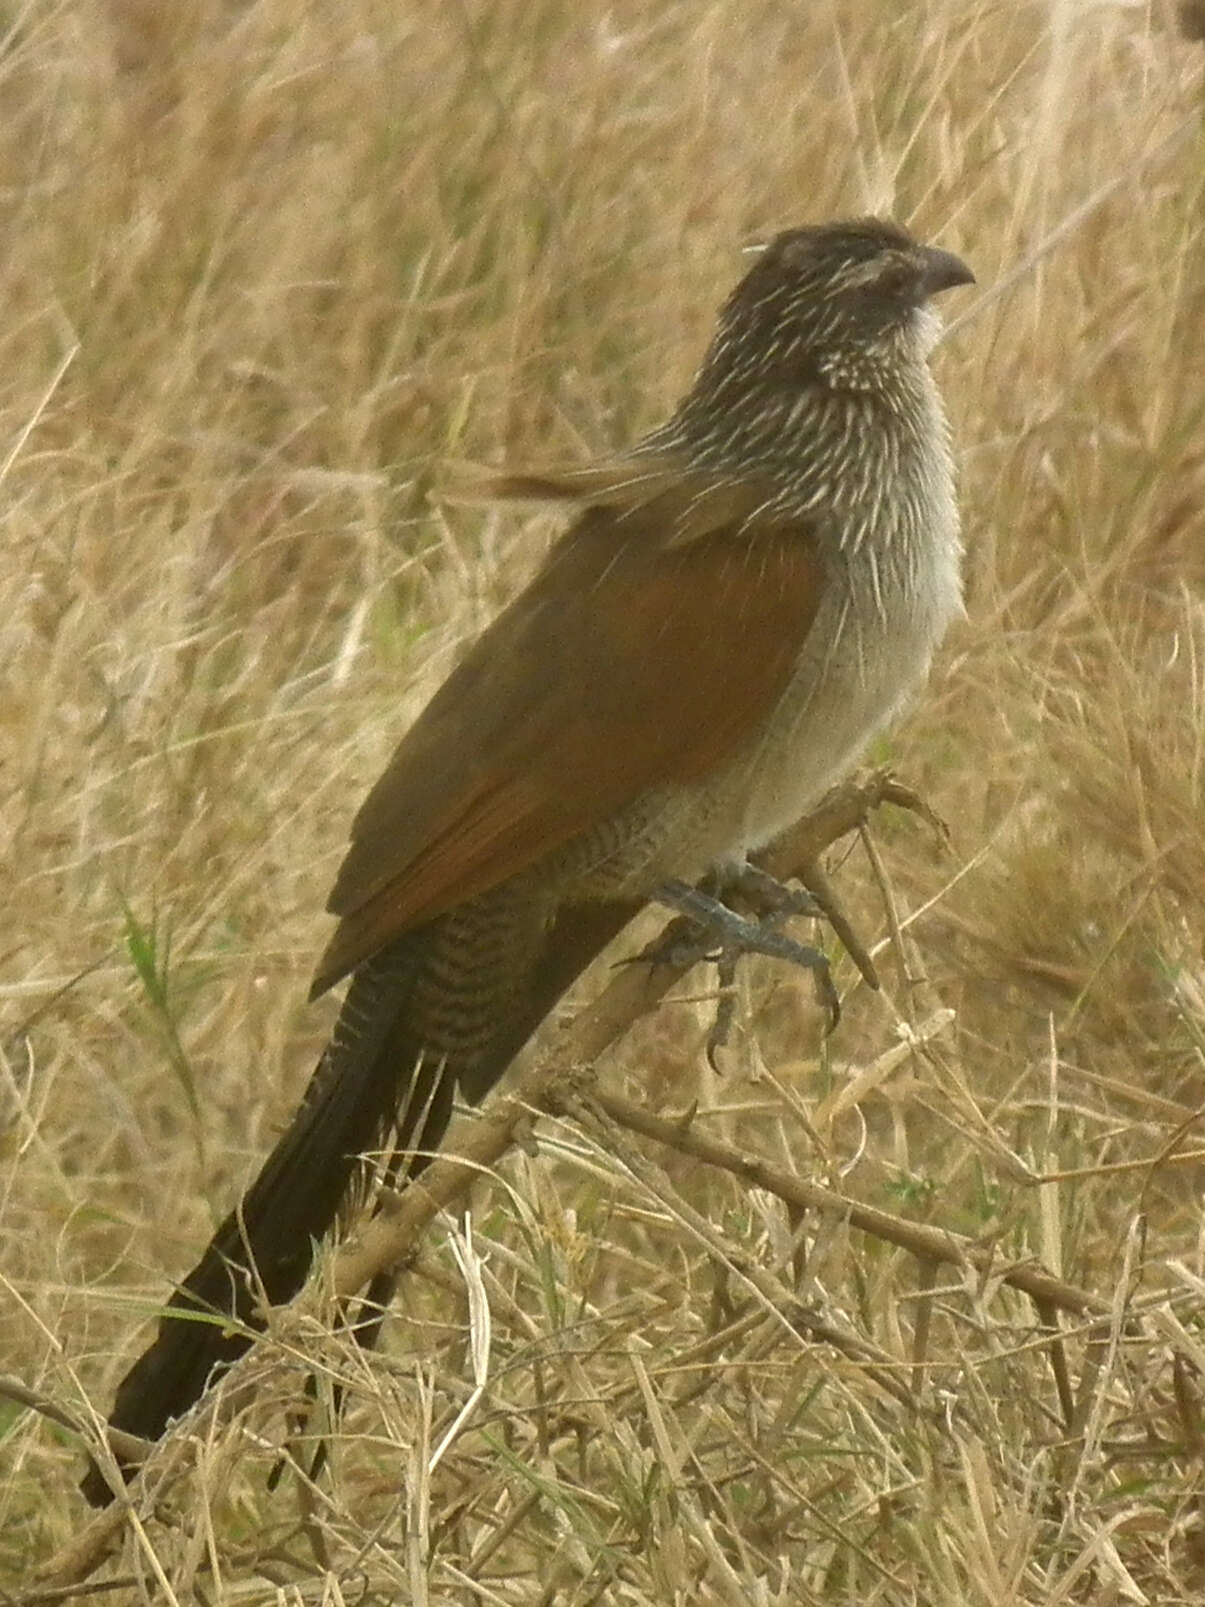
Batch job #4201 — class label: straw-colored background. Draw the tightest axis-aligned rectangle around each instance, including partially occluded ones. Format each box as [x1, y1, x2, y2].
[4, 1, 1204, 1599]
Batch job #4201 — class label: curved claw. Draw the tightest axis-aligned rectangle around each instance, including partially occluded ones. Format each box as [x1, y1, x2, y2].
[656, 879, 839, 1043]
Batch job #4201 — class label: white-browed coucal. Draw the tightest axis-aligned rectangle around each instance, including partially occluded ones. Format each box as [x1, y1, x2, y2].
[82, 217, 973, 1504]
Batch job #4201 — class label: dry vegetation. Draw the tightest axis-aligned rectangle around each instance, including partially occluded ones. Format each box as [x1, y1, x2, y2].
[2, 0, 1205, 1600]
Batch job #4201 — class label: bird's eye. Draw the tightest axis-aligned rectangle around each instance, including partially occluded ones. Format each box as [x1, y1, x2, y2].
[870, 258, 914, 297]
[838, 254, 912, 297]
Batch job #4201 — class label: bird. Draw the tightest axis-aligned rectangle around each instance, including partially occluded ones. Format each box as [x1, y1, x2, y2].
[81, 216, 973, 1505]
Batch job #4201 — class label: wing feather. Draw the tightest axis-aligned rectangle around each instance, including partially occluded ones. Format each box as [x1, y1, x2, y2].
[311, 457, 822, 996]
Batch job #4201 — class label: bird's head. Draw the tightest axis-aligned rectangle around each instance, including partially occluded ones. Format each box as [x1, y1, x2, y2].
[701, 218, 974, 396]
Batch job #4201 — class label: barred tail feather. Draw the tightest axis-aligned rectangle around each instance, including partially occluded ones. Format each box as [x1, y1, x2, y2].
[81, 897, 635, 1506]
[81, 938, 437, 1502]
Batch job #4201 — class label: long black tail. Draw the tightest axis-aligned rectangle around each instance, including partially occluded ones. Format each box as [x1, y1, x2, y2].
[81, 895, 634, 1506]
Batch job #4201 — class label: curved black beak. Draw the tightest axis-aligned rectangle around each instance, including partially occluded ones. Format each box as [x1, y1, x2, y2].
[917, 245, 975, 297]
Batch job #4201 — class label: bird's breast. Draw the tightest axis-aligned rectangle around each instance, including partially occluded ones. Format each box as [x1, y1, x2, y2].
[559, 413, 964, 900]
[732, 462, 963, 859]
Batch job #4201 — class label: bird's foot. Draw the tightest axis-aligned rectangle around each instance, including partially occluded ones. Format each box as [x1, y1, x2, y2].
[653, 877, 838, 1056]
[714, 861, 824, 923]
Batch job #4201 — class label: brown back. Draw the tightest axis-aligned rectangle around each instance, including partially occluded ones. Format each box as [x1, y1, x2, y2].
[312, 458, 823, 995]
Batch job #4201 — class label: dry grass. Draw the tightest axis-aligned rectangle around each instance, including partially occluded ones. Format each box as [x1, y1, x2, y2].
[3, 0, 1205, 1599]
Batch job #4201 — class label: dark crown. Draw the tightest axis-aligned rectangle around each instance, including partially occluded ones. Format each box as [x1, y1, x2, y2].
[695, 217, 973, 392]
